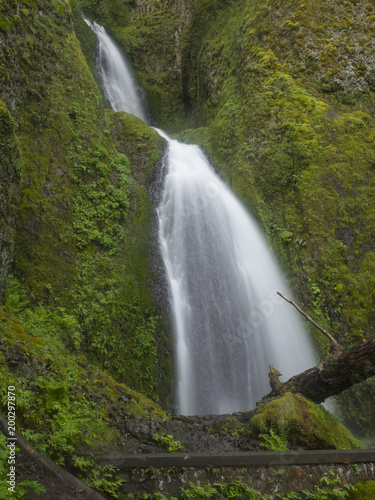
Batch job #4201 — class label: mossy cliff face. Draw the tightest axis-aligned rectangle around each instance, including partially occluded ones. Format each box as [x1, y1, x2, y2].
[0, 102, 22, 304]
[77, 0, 375, 430]
[1, 0, 374, 440]
[0, 0, 172, 404]
[181, 0, 375, 350]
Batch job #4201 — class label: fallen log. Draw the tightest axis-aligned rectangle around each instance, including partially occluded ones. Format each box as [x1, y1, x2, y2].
[262, 294, 375, 404]
[265, 338, 375, 404]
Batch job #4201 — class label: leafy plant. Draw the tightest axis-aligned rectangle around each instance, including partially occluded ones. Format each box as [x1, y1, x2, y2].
[279, 493, 301, 500]
[181, 480, 268, 499]
[258, 427, 288, 451]
[351, 463, 359, 476]
[89, 465, 125, 498]
[152, 433, 184, 453]
[142, 494, 178, 500]
[72, 456, 125, 498]
[302, 473, 353, 499]
[181, 483, 219, 499]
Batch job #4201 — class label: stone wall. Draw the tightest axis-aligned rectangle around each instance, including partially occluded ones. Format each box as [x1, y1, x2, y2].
[95, 450, 375, 498]
[121, 462, 375, 498]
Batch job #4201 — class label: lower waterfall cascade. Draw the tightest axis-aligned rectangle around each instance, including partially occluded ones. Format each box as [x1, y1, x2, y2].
[86, 18, 318, 416]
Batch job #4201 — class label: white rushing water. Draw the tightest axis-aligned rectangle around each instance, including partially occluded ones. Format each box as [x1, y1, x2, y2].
[157, 132, 317, 415]
[84, 18, 146, 121]
[86, 18, 317, 416]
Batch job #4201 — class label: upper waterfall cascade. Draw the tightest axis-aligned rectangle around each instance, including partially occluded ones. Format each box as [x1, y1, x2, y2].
[86, 18, 317, 415]
[84, 18, 147, 121]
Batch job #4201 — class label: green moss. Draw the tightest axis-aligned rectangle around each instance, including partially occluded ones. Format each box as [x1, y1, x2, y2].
[0, 102, 22, 303]
[209, 415, 244, 437]
[349, 481, 375, 500]
[250, 393, 363, 450]
[71, 0, 98, 77]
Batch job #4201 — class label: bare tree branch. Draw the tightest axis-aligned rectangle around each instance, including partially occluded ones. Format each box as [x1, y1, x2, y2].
[277, 291, 342, 353]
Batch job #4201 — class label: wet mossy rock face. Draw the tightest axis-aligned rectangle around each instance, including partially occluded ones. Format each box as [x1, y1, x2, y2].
[178, 0, 375, 433]
[0, 102, 22, 304]
[181, 0, 375, 348]
[251, 393, 363, 450]
[0, 0, 172, 404]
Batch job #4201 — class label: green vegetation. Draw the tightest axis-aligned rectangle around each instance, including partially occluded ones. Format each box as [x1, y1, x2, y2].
[0, 0, 173, 405]
[152, 432, 184, 452]
[0, 293, 166, 493]
[258, 427, 289, 452]
[73, 456, 126, 498]
[0, 290, 166, 460]
[349, 481, 375, 500]
[179, 474, 355, 500]
[300, 473, 353, 499]
[209, 415, 244, 437]
[0, 102, 22, 303]
[181, 480, 267, 500]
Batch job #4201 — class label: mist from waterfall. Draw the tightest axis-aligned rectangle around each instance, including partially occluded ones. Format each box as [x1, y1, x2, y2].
[86, 18, 317, 416]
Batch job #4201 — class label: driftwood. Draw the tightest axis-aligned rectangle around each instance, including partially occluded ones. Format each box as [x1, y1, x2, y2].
[264, 294, 375, 404]
[0, 413, 106, 500]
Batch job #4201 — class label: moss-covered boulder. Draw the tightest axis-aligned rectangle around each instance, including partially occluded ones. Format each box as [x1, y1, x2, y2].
[0, 102, 22, 304]
[250, 393, 363, 450]
[349, 481, 375, 500]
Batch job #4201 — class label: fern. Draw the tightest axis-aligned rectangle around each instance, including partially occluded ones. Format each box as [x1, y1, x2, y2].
[258, 428, 288, 451]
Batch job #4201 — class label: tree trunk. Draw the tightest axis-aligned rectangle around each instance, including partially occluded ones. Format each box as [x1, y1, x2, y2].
[264, 338, 375, 404]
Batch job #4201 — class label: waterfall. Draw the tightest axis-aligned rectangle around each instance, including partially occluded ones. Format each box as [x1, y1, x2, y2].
[157, 131, 317, 415]
[86, 18, 317, 416]
[84, 18, 147, 121]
